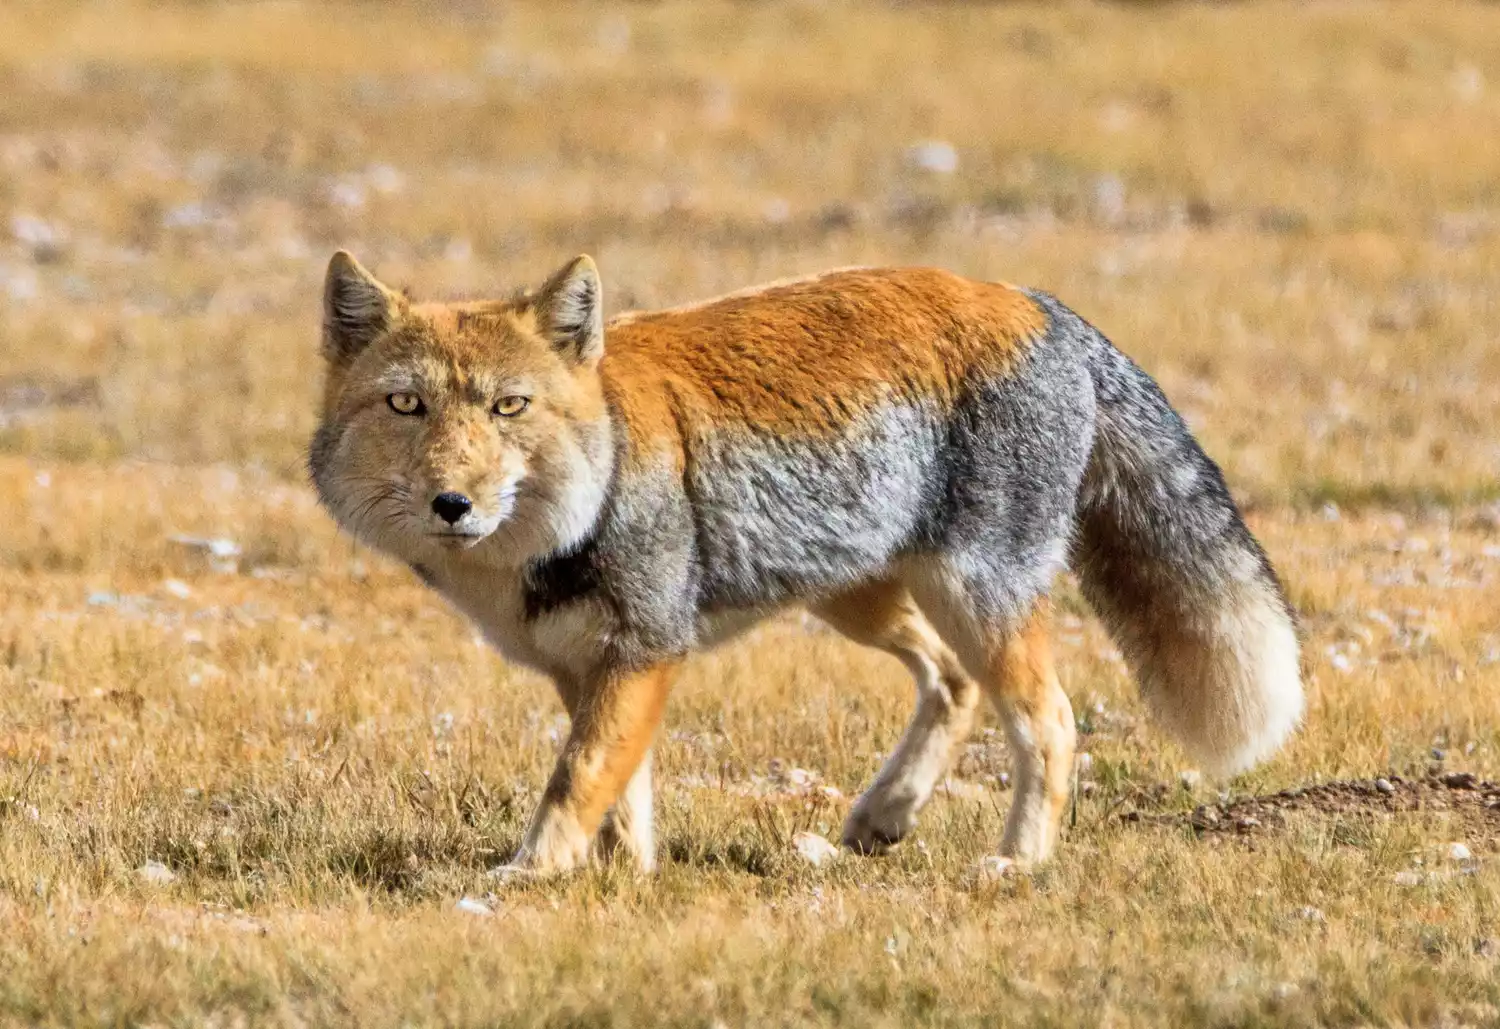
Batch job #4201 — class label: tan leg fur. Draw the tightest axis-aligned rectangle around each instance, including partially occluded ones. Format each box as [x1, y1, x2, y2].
[814, 580, 981, 852]
[970, 608, 1076, 866]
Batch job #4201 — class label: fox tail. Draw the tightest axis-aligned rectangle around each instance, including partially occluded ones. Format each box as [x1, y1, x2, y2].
[1061, 300, 1303, 775]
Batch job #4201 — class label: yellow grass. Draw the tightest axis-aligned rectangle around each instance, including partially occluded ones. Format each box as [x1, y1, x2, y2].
[1, 2, 1498, 1025]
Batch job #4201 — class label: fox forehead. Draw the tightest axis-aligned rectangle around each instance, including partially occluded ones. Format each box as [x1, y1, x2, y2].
[372, 355, 537, 400]
[363, 303, 556, 393]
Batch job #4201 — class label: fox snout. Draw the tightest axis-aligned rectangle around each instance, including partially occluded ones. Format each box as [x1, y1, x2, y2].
[431, 491, 472, 525]
[420, 478, 517, 546]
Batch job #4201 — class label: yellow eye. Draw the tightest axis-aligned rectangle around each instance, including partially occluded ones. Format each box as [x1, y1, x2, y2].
[494, 395, 530, 417]
[387, 392, 423, 415]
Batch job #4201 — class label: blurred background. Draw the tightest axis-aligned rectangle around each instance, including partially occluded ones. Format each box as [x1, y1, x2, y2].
[2, 1, 1497, 504]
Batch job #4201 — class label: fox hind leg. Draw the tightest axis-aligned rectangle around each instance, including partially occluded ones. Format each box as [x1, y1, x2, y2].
[906, 569, 1076, 868]
[984, 609, 1076, 865]
[813, 580, 981, 853]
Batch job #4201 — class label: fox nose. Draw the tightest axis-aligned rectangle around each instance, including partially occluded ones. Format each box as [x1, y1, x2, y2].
[431, 492, 473, 525]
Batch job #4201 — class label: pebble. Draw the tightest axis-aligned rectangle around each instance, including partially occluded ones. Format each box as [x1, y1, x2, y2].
[454, 896, 494, 917]
[168, 534, 241, 558]
[1447, 842, 1473, 863]
[1392, 870, 1423, 887]
[907, 141, 958, 175]
[1374, 778, 1396, 795]
[792, 831, 840, 868]
[138, 860, 176, 885]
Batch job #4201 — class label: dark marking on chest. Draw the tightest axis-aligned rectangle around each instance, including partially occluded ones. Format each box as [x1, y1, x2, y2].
[523, 537, 603, 619]
[408, 562, 438, 588]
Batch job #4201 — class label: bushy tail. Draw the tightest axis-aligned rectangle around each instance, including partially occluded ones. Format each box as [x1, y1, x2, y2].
[1066, 311, 1303, 775]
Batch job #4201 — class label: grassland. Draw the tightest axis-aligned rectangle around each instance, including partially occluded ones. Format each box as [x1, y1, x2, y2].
[1, 2, 1498, 1026]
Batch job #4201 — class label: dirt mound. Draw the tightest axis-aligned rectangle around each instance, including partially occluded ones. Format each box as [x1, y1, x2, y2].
[1121, 772, 1500, 837]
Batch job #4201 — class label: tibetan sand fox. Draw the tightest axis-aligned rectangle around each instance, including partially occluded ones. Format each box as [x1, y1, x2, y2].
[310, 252, 1303, 877]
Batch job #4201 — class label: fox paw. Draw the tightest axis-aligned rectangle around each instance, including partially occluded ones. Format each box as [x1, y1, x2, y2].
[841, 797, 918, 855]
[502, 810, 592, 877]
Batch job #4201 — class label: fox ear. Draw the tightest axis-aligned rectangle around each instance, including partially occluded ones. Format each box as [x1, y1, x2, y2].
[532, 255, 603, 363]
[323, 250, 400, 362]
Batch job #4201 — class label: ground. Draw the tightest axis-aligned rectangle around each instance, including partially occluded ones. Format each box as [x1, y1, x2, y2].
[1, 2, 1499, 1026]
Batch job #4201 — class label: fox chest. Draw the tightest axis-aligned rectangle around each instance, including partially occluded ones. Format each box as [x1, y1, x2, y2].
[418, 560, 611, 682]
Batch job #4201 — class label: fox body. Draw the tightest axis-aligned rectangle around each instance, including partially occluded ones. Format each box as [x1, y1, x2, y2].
[310, 253, 1303, 875]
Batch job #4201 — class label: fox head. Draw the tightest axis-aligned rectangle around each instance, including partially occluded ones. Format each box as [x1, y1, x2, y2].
[309, 251, 615, 568]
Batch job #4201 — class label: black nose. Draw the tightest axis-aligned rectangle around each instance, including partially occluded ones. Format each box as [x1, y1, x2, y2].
[431, 492, 473, 525]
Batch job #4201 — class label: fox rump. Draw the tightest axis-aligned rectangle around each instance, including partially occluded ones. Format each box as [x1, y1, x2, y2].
[309, 253, 1302, 875]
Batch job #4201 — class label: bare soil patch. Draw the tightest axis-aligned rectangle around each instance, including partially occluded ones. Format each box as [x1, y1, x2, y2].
[1122, 772, 1500, 840]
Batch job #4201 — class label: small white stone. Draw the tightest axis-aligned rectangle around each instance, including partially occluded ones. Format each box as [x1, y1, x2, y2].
[1374, 778, 1396, 795]
[161, 579, 192, 599]
[138, 860, 176, 885]
[1093, 174, 1126, 224]
[454, 896, 494, 917]
[365, 163, 404, 195]
[168, 535, 241, 558]
[1392, 870, 1423, 887]
[792, 831, 840, 868]
[785, 767, 814, 788]
[1451, 64, 1484, 102]
[907, 141, 958, 174]
[1180, 769, 1202, 790]
[329, 180, 366, 209]
[1447, 842, 1473, 863]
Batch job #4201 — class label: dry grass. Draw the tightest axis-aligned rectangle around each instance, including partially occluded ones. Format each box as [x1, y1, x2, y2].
[1, 2, 1498, 1026]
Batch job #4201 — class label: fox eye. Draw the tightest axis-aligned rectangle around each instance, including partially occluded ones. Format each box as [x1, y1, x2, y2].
[387, 392, 424, 416]
[493, 395, 530, 417]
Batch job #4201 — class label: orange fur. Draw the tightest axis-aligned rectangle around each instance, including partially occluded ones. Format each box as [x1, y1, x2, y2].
[602, 268, 1046, 451]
